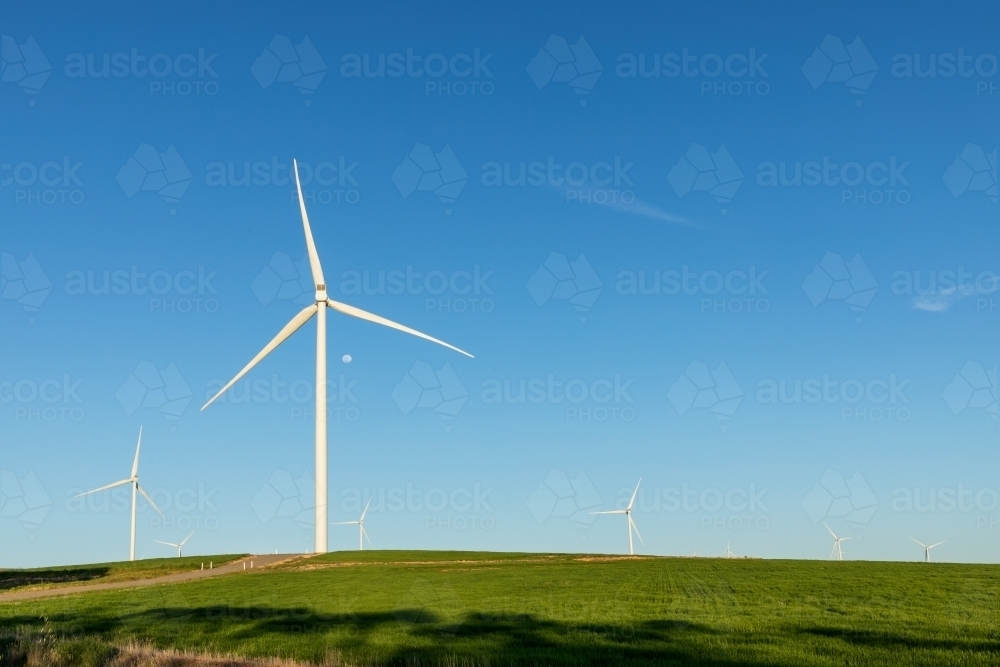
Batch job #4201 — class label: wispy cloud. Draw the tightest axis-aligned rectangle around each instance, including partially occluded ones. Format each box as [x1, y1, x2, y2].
[912, 283, 992, 313]
[554, 186, 724, 231]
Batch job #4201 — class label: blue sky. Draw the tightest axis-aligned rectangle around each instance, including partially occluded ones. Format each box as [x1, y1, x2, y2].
[1, 1, 998, 567]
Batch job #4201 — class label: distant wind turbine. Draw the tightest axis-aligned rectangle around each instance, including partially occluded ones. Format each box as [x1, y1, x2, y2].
[721, 541, 737, 558]
[591, 479, 643, 555]
[824, 522, 850, 561]
[77, 427, 162, 561]
[201, 160, 473, 554]
[155, 531, 195, 557]
[910, 537, 945, 562]
[332, 498, 372, 550]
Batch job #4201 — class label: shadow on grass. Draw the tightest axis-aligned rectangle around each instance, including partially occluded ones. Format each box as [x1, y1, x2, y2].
[0, 568, 111, 592]
[802, 626, 1000, 653]
[4, 608, 999, 666]
[0, 607, 748, 666]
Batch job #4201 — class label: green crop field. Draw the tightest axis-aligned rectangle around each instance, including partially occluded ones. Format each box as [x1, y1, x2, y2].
[1, 551, 998, 666]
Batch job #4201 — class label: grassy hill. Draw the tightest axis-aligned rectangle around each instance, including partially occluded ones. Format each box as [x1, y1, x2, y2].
[1, 550, 998, 666]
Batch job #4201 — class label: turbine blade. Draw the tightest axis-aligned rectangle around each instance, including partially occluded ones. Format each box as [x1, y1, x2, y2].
[362, 525, 371, 547]
[629, 516, 644, 546]
[910, 536, 928, 548]
[202, 304, 319, 410]
[137, 484, 164, 517]
[331, 521, 360, 525]
[326, 299, 473, 358]
[589, 510, 626, 515]
[360, 497, 372, 522]
[75, 479, 131, 497]
[823, 522, 838, 539]
[293, 159, 325, 287]
[131, 426, 143, 478]
[628, 478, 641, 511]
[181, 531, 195, 546]
[929, 541, 945, 548]
[155, 540, 179, 548]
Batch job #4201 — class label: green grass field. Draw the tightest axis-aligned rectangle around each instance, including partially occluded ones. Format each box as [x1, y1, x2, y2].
[1, 550, 998, 666]
[0, 555, 244, 595]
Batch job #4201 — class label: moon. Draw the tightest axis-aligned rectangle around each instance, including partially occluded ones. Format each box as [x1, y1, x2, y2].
[342, 354, 352, 364]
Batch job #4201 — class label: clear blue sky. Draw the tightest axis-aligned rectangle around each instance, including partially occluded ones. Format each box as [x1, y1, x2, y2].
[2, 0, 998, 566]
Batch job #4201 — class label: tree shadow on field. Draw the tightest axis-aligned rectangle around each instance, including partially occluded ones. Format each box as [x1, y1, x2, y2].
[0, 607, 765, 666]
[0, 567, 110, 592]
[803, 626, 1000, 654]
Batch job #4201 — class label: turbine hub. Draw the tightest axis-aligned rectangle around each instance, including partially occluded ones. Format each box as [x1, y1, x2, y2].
[315, 284, 328, 301]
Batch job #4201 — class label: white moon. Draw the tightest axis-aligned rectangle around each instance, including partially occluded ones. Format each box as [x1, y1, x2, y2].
[342, 354, 352, 364]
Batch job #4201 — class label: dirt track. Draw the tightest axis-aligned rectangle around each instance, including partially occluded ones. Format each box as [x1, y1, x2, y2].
[0, 554, 304, 603]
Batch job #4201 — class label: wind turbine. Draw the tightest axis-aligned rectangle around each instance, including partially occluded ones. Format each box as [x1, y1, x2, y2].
[332, 498, 371, 550]
[721, 541, 737, 558]
[202, 161, 473, 555]
[824, 522, 850, 561]
[77, 427, 162, 561]
[155, 531, 195, 557]
[591, 479, 643, 555]
[910, 537, 945, 562]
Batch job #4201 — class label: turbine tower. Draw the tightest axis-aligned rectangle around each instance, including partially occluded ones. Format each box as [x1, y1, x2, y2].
[910, 537, 945, 562]
[824, 522, 850, 561]
[202, 160, 472, 554]
[155, 531, 195, 557]
[591, 479, 643, 555]
[332, 498, 372, 550]
[77, 427, 162, 561]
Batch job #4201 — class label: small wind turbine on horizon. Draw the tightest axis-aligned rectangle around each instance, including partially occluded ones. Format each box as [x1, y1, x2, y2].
[910, 537, 945, 562]
[591, 479, 643, 556]
[76, 427, 162, 561]
[333, 498, 372, 550]
[824, 522, 850, 561]
[155, 531, 195, 557]
[201, 160, 473, 555]
[721, 541, 737, 558]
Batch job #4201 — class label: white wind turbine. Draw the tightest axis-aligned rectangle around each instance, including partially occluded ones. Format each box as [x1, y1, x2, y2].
[332, 498, 372, 550]
[591, 479, 643, 555]
[721, 541, 737, 558]
[202, 160, 473, 555]
[824, 522, 850, 561]
[77, 427, 162, 561]
[910, 537, 945, 562]
[155, 531, 195, 557]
